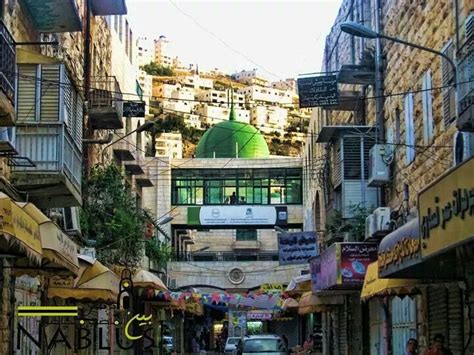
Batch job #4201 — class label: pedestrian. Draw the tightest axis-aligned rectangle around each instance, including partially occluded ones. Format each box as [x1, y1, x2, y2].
[405, 338, 418, 355]
[230, 192, 237, 204]
[423, 334, 453, 355]
[192, 337, 200, 354]
[303, 334, 313, 353]
[281, 334, 289, 349]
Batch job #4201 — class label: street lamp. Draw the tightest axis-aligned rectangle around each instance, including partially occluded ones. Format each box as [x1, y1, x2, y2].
[157, 216, 174, 226]
[340, 21, 457, 86]
[101, 120, 156, 162]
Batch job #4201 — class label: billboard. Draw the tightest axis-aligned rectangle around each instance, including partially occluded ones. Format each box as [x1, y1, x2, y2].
[187, 206, 288, 226]
[277, 232, 318, 265]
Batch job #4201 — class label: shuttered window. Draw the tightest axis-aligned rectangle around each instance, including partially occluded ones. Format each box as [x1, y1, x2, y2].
[342, 136, 374, 180]
[40, 65, 60, 121]
[422, 70, 434, 144]
[16, 65, 38, 121]
[442, 41, 456, 128]
[404, 93, 416, 164]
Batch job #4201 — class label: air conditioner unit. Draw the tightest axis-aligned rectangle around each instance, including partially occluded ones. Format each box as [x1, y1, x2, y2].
[365, 214, 375, 240]
[373, 207, 391, 236]
[454, 132, 474, 165]
[63, 207, 81, 236]
[368, 144, 390, 187]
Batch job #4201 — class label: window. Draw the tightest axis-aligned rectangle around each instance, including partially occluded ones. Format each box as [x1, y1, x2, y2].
[404, 93, 416, 164]
[441, 41, 456, 128]
[118, 16, 123, 41]
[236, 229, 257, 241]
[395, 108, 401, 144]
[422, 70, 434, 144]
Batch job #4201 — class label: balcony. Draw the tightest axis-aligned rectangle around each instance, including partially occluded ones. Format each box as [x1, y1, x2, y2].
[457, 49, 473, 131]
[12, 63, 83, 208]
[135, 165, 154, 188]
[89, 77, 123, 130]
[124, 149, 144, 175]
[113, 133, 135, 161]
[337, 65, 375, 85]
[232, 240, 262, 250]
[0, 21, 15, 126]
[22, 0, 82, 32]
[91, 0, 127, 16]
[322, 90, 363, 112]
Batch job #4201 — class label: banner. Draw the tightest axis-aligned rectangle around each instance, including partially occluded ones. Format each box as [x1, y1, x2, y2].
[189, 206, 288, 226]
[309, 256, 321, 292]
[277, 232, 318, 265]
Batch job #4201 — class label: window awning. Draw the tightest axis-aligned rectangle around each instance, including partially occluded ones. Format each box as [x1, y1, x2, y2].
[285, 274, 311, 295]
[16, 49, 61, 65]
[0, 193, 42, 264]
[281, 297, 299, 310]
[48, 255, 120, 303]
[298, 291, 344, 315]
[133, 269, 168, 291]
[361, 262, 420, 301]
[15, 202, 79, 276]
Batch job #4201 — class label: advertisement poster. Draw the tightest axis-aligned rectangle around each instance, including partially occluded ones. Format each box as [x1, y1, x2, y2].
[277, 232, 318, 265]
[320, 244, 337, 289]
[309, 256, 321, 292]
[340, 243, 378, 284]
[194, 206, 287, 226]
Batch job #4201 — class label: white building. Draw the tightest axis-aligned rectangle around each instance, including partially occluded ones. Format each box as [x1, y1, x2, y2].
[137, 70, 152, 116]
[183, 113, 201, 129]
[195, 105, 250, 125]
[156, 132, 183, 159]
[136, 36, 154, 67]
[251, 106, 288, 135]
[183, 74, 214, 90]
[196, 90, 246, 108]
[271, 78, 297, 93]
[233, 69, 268, 86]
[238, 85, 293, 106]
[154, 35, 173, 67]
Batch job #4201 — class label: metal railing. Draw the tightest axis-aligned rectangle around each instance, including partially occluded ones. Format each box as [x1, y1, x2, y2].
[0, 20, 15, 105]
[89, 76, 123, 116]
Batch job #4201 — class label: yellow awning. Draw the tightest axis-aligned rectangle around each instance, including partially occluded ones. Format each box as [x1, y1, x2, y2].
[16, 48, 61, 64]
[298, 291, 344, 315]
[0, 193, 42, 263]
[282, 297, 299, 310]
[19, 202, 79, 275]
[133, 269, 168, 291]
[48, 255, 120, 303]
[361, 262, 420, 301]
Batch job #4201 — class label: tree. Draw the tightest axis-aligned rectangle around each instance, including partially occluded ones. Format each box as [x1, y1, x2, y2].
[80, 165, 148, 267]
[140, 62, 174, 76]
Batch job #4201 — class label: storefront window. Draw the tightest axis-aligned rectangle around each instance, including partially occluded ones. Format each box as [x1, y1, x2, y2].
[236, 229, 257, 241]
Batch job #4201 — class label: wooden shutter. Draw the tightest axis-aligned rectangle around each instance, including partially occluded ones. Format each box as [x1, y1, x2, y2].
[442, 42, 456, 128]
[422, 70, 434, 144]
[404, 93, 415, 164]
[16, 65, 38, 121]
[74, 94, 83, 151]
[40, 65, 60, 121]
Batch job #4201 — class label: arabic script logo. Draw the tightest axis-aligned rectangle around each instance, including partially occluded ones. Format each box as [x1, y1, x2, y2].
[211, 208, 220, 218]
[124, 313, 153, 341]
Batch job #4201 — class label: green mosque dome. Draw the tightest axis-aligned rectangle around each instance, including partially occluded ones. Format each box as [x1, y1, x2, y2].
[195, 105, 270, 159]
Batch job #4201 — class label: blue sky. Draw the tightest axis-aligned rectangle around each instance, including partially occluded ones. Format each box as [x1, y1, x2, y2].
[127, 0, 342, 80]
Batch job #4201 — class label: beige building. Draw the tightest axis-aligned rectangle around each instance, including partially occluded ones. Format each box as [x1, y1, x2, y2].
[195, 104, 250, 125]
[251, 105, 288, 135]
[154, 35, 173, 67]
[238, 85, 293, 106]
[156, 132, 183, 159]
[233, 69, 269, 87]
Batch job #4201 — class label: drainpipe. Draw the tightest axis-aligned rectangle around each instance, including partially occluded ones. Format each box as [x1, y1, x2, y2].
[374, 0, 386, 206]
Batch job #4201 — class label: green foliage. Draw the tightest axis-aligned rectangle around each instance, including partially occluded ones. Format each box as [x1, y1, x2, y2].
[140, 62, 174, 76]
[325, 205, 372, 242]
[145, 240, 172, 270]
[80, 165, 148, 267]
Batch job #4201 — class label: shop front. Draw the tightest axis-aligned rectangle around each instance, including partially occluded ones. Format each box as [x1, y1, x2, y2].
[311, 242, 378, 355]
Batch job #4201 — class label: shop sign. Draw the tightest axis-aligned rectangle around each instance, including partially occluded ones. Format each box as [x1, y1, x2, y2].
[247, 312, 272, 320]
[261, 283, 286, 292]
[123, 101, 146, 117]
[419, 158, 474, 258]
[378, 218, 421, 278]
[277, 232, 318, 265]
[309, 256, 321, 292]
[320, 243, 378, 289]
[297, 75, 339, 108]
[188, 206, 288, 226]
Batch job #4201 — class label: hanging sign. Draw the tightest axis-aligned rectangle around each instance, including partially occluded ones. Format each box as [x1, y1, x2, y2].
[297, 75, 339, 108]
[123, 101, 146, 117]
[277, 232, 318, 265]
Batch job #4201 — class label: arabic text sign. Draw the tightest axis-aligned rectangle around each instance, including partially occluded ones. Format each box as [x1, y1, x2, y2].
[297, 75, 339, 108]
[320, 244, 337, 289]
[419, 158, 474, 258]
[278, 232, 318, 265]
[247, 312, 272, 320]
[123, 101, 146, 117]
[339, 243, 378, 284]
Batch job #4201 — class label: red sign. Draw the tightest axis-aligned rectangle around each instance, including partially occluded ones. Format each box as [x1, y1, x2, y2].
[340, 243, 378, 284]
